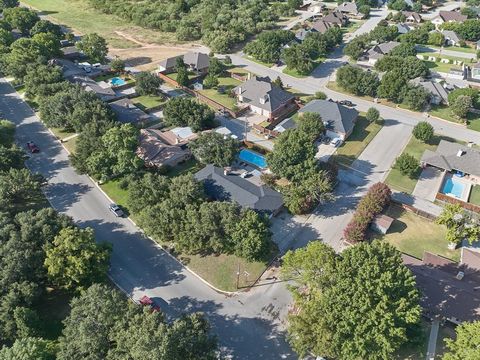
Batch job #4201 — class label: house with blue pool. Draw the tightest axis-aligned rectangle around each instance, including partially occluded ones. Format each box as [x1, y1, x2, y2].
[194, 164, 284, 216]
[421, 140, 480, 207]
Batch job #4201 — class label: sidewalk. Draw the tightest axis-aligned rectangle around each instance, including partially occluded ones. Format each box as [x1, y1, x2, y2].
[392, 191, 443, 218]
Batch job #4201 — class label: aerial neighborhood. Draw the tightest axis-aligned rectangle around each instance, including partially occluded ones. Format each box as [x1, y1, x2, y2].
[2, 0, 480, 358]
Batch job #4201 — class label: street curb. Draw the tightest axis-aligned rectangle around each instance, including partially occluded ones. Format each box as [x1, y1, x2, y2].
[53, 129, 239, 296]
[4, 78, 241, 297]
[326, 86, 469, 129]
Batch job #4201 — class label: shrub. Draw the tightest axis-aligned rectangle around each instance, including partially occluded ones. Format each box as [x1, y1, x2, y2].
[343, 182, 391, 243]
[395, 153, 418, 177]
[412, 121, 434, 142]
[366, 107, 380, 123]
[451, 95, 472, 119]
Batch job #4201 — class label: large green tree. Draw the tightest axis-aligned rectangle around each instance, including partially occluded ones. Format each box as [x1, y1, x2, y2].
[0, 119, 15, 147]
[163, 97, 215, 132]
[127, 173, 170, 214]
[0, 168, 43, 213]
[2, 7, 39, 35]
[135, 71, 162, 96]
[24, 64, 63, 99]
[189, 132, 239, 167]
[44, 227, 111, 291]
[76, 33, 108, 63]
[443, 321, 480, 360]
[282, 240, 422, 359]
[3, 38, 47, 80]
[0, 337, 56, 360]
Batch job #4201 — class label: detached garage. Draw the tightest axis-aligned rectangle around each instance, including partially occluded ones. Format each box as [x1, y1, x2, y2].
[298, 99, 359, 140]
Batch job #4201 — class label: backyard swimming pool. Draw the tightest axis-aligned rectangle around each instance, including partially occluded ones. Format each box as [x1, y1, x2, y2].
[239, 149, 267, 169]
[442, 177, 465, 199]
[110, 77, 126, 86]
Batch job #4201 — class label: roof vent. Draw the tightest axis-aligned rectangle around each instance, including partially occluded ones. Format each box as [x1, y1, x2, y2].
[456, 271, 465, 280]
[457, 150, 465, 157]
[259, 95, 268, 104]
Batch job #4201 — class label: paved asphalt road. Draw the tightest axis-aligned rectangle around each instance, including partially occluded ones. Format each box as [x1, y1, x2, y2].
[0, 78, 296, 359]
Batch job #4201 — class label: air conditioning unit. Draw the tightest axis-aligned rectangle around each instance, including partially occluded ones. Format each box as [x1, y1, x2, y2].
[456, 271, 465, 280]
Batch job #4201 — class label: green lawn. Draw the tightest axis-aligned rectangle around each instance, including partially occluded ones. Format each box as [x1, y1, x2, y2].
[166, 71, 198, 82]
[420, 52, 472, 63]
[50, 127, 76, 140]
[376, 205, 460, 262]
[63, 136, 77, 154]
[469, 185, 480, 206]
[427, 45, 477, 55]
[245, 55, 273, 68]
[429, 104, 480, 131]
[181, 253, 270, 291]
[21, 0, 177, 48]
[165, 158, 203, 178]
[423, 60, 462, 74]
[198, 76, 241, 109]
[132, 95, 166, 111]
[333, 116, 383, 167]
[327, 81, 398, 108]
[385, 135, 462, 194]
[342, 20, 365, 34]
[100, 179, 130, 209]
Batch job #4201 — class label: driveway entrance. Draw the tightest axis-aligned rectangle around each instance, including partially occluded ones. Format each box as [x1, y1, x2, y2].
[413, 167, 444, 202]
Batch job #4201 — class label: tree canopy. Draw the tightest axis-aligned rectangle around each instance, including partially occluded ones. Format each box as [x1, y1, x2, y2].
[76, 33, 108, 63]
[135, 71, 162, 96]
[189, 132, 239, 167]
[163, 97, 215, 132]
[444, 321, 480, 360]
[281, 240, 422, 359]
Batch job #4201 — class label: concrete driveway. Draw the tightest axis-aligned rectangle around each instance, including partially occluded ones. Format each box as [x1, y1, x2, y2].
[413, 167, 444, 202]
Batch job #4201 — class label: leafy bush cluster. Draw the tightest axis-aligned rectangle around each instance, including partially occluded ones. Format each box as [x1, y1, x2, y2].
[343, 182, 391, 243]
[442, 19, 480, 42]
[267, 114, 336, 214]
[129, 173, 272, 261]
[89, 0, 279, 52]
[163, 97, 215, 132]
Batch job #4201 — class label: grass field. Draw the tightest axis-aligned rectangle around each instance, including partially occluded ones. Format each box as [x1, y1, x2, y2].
[50, 127, 76, 140]
[333, 116, 383, 167]
[423, 60, 462, 74]
[132, 95, 166, 111]
[427, 45, 477, 54]
[198, 76, 241, 109]
[375, 205, 460, 262]
[469, 185, 480, 206]
[22, 0, 178, 48]
[429, 104, 480, 132]
[385, 135, 462, 194]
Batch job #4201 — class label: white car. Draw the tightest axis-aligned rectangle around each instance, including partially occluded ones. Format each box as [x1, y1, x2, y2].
[330, 138, 343, 147]
[109, 203, 124, 217]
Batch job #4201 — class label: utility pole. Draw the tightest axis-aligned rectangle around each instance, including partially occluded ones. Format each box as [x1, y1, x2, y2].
[236, 263, 240, 289]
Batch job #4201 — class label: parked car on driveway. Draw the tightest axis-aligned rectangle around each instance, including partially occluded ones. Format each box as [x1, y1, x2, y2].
[26, 141, 39, 153]
[338, 100, 354, 107]
[108, 203, 124, 217]
[330, 138, 343, 147]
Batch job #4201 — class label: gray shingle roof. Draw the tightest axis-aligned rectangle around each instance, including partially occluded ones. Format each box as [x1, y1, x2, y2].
[195, 164, 284, 214]
[337, 2, 358, 14]
[299, 100, 358, 135]
[367, 41, 400, 59]
[310, 19, 332, 33]
[323, 11, 347, 25]
[442, 30, 461, 43]
[421, 140, 480, 177]
[273, 117, 297, 133]
[183, 52, 210, 70]
[109, 98, 151, 123]
[410, 78, 449, 104]
[439, 11, 467, 22]
[233, 76, 295, 113]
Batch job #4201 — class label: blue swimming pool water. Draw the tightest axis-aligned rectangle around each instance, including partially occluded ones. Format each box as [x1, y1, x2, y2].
[442, 177, 465, 199]
[111, 77, 126, 86]
[239, 149, 267, 169]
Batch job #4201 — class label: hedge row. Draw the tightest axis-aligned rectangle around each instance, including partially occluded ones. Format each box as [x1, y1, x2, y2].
[344, 182, 392, 243]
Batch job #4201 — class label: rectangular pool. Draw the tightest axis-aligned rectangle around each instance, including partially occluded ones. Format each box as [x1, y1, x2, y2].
[239, 149, 267, 169]
[442, 177, 465, 199]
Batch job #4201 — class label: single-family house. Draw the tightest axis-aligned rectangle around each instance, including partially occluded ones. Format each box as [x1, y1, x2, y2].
[137, 129, 192, 169]
[295, 28, 316, 42]
[298, 99, 359, 140]
[410, 77, 449, 105]
[322, 11, 348, 27]
[310, 19, 334, 33]
[397, 23, 413, 34]
[273, 117, 297, 134]
[195, 164, 284, 216]
[442, 30, 461, 46]
[403, 252, 480, 323]
[421, 140, 480, 181]
[336, 2, 359, 16]
[432, 11, 467, 28]
[365, 41, 400, 65]
[402, 11, 422, 24]
[471, 62, 480, 80]
[158, 51, 210, 74]
[232, 76, 297, 120]
[109, 98, 151, 124]
[309, 1, 326, 13]
[70, 75, 119, 102]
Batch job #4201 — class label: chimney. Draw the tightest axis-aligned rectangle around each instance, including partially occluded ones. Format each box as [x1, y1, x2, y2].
[259, 95, 268, 104]
[223, 167, 231, 176]
[457, 149, 465, 157]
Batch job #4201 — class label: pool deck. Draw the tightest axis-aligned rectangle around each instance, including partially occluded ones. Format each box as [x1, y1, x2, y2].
[413, 167, 444, 202]
[441, 173, 472, 202]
